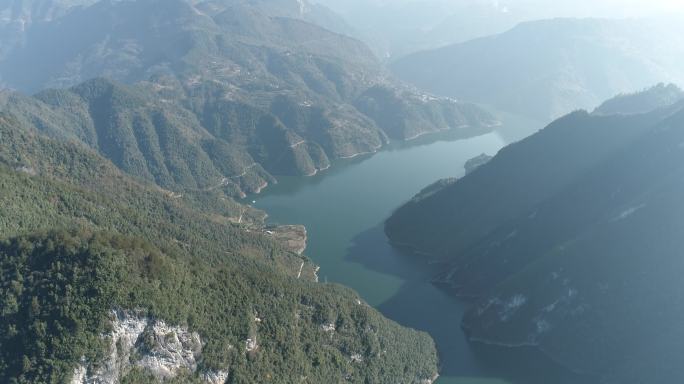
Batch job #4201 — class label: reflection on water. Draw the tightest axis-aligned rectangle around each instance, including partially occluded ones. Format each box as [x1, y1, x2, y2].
[250, 123, 592, 383]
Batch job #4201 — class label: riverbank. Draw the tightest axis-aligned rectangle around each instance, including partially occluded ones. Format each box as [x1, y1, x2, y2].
[250, 132, 510, 382]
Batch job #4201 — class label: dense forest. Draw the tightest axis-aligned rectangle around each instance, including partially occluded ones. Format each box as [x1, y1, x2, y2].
[5, 1, 683, 383]
[0, 108, 438, 382]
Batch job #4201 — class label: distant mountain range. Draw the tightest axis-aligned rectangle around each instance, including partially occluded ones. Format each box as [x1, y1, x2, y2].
[385, 84, 684, 383]
[0, 0, 96, 58]
[313, 0, 524, 59]
[314, 0, 683, 59]
[0, 0, 497, 198]
[392, 18, 684, 121]
[0, 0, 378, 92]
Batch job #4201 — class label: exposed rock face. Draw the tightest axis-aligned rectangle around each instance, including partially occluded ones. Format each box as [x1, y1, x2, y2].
[136, 321, 202, 378]
[202, 370, 230, 384]
[70, 365, 87, 384]
[420, 373, 440, 384]
[71, 310, 208, 383]
[245, 337, 259, 353]
[75, 310, 149, 383]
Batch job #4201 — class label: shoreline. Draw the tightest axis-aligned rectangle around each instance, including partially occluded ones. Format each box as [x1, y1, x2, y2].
[243, 125, 500, 198]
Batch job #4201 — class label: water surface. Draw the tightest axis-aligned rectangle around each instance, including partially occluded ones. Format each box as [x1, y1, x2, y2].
[252, 122, 583, 383]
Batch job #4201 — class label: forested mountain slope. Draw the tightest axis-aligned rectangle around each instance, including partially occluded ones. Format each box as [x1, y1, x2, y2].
[385, 89, 684, 383]
[0, 113, 439, 383]
[0, 0, 497, 195]
[0, 75, 493, 198]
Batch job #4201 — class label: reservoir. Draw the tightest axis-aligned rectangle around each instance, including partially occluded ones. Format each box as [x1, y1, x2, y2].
[252, 120, 591, 383]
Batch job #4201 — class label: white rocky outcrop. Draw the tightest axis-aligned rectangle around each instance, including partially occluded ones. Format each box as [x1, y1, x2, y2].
[72, 310, 149, 384]
[321, 323, 336, 333]
[203, 370, 230, 384]
[419, 373, 440, 384]
[136, 320, 202, 378]
[245, 337, 258, 353]
[70, 365, 87, 384]
[71, 310, 225, 384]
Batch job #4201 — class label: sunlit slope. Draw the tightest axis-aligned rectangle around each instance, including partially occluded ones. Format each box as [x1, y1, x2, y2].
[0, 0, 497, 193]
[0, 114, 439, 384]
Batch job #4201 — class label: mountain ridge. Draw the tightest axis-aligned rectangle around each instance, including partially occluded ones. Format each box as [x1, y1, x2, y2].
[392, 17, 684, 121]
[0, 0, 498, 197]
[384, 88, 684, 383]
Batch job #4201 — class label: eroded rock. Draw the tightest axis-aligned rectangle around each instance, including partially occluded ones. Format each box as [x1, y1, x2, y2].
[71, 310, 219, 383]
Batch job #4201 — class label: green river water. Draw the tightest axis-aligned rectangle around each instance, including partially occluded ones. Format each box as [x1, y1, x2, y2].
[250, 120, 590, 383]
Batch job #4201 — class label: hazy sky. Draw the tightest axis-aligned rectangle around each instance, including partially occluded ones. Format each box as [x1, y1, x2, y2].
[314, 0, 684, 57]
[318, 0, 684, 18]
[536, 0, 684, 17]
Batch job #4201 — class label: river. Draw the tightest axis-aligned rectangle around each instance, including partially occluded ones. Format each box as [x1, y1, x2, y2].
[250, 118, 587, 383]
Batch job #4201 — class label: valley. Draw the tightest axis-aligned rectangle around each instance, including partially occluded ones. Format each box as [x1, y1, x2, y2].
[249, 119, 594, 384]
[2, 1, 684, 383]
[385, 86, 684, 384]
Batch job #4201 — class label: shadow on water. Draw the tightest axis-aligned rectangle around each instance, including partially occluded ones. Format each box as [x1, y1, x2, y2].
[345, 226, 488, 378]
[251, 116, 582, 383]
[345, 224, 600, 384]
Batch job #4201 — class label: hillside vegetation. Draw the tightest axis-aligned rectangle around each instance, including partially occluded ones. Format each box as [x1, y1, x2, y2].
[0, 112, 439, 383]
[0, 0, 497, 198]
[386, 89, 684, 383]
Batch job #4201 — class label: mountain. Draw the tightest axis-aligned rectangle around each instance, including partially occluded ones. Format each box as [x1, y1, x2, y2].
[593, 83, 684, 116]
[0, 2, 453, 381]
[242, 0, 355, 36]
[0, 0, 496, 194]
[312, 0, 522, 59]
[0, 113, 439, 383]
[314, 0, 683, 59]
[385, 88, 684, 383]
[0, 74, 495, 199]
[392, 18, 684, 121]
[0, 78, 286, 198]
[0, 0, 94, 23]
[0, 0, 350, 59]
[0, 0, 377, 92]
